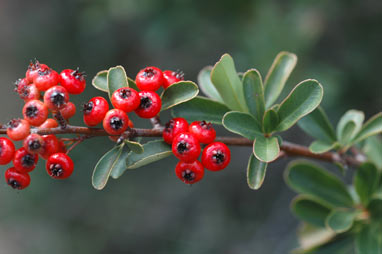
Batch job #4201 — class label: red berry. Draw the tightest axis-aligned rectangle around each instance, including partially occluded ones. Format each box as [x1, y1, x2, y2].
[43, 85, 69, 110]
[39, 118, 59, 128]
[103, 109, 129, 135]
[163, 117, 189, 144]
[23, 134, 45, 154]
[111, 87, 140, 112]
[6, 119, 30, 141]
[25, 60, 48, 83]
[40, 135, 60, 160]
[0, 137, 15, 165]
[5, 167, 30, 190]
[58, 139, 66, 153]
[172, 132, 201, 163]
[135, 66, 164, 91]
[13, 147, 38, 173]
[135, 91, 161, 118]
[15, 78, 40, 102]
[128, 119, 134, 128]
[83, 96, 109, 126]
[59, 68, 86, 94]
[33, 66, 60, 91]
[163, 70, 184, 89]
[23, 99, 49, 126]
[201, 142, 231, 171]
[189, 121, 216, 144]
[59, 102, 76, 119]
[175, 160, 204, 184]
[46, 153, 74, 179]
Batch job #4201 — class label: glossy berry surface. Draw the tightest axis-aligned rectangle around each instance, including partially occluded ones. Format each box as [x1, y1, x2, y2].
[59, 68, 86, 94]
[189, 121, 216, 144]
[0, 137, 15, 165]
[6, 119, 30, 141]
[46, 153, 74, 179]
[23, 133, 45, 154]
[172, 132, 201, 163]
[83, 96, 109, 126]
[135, 66, 164, 91]
[163, 118, 189, 144]
[163, 70, 184, 89]
[202, 142, 231, 171]
[44, 85, 69, 110]
[60, 102, 76, 119]
[5, 167, 30, 190]
[33, 67, 60, 91]
[23, 99, 49, 126]
[135, 91, 161, 118]
[175, 160, 204, 184]
[26, 60, 48, 83]
[13, 147, 38, 173]
[103, 109, 129, 135]
[40, 135, 60, 160]
[111, 87, 140, 112]
[40, 118, 59, 128]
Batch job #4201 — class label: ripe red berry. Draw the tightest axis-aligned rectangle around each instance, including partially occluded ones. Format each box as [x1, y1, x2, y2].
[58, 139, 66, 153]
[111, 87, 140, 112]
[189, 121, 216, 144]
[46, 153, 74, 179]
[23, 99, 49, 126]
[59, 102, 76, 119]
[135, 66, 164, 91]
[39, 118, 59, 128]
[103, 109, 129, 135]
[25, 60, 48, 83]
[83, 96, 109, 126]
[172, 132, 201, 163]
[163, 70, 184, 89]
[201, 142, 231, 171]
[44, 85, 69, 110]
[23, 133, 45, 154]
[175, 160, 204, 184]
[5, 167, 31, 190]
[135, 91, 162, 118]
[59, 68, 86, 94]
[15, 78, 40, 102]
[40, 135, 60, 160]
[13, 147, 38, 173]
[6, 119, 30, 141]
[0, 137, 15, 165]
[163, 117, 189, 144]
[33, 66, 60, 91]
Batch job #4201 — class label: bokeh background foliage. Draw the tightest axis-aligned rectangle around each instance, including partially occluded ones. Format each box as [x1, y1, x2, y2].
[0, 0, 381, 253]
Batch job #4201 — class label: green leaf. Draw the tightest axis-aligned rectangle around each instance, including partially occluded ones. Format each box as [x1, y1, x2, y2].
[362, 136, 382, 170]
[285, 160, 354, 208]
[92, 145, 124, 190]
[247, 154, 268, 190]
[295, 223, 336, 254]
[325, 209, 357, 233]
[336, 110, 364, 145]
[291, 196, 331, 228]
[352, 113, 382, 144]
[354, 162, 379, 206]
[222, 111, 262, 140]
[298, 107, 337, 143]
[264, 51, 297, 108]
[172, 96, 230, 124]
[124, 140, 144, 154]
[161, 81, 199, 111]
[210, 54, 248, 112]
[92, 70, 108, 92]
[242, 69, 265, 122]
[107, 66, 128, 100]
[356, 223, 382, 254]
[298, 235, 355, 254]
[276, 79, 323, 132]
[253, 136, 280, 163]
[309, 140, 337, 154]
[368, 198, 382, 221]
[263, 108, 279, 134]
[197, 66, 224, 103]
[110, 145, 130, 179]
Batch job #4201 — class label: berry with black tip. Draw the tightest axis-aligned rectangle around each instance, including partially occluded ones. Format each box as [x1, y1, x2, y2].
[172, 132, 201, 163]
[5, 167, 30, 190]
[135, 91, 161, 118]
[46, 153, 74, 179]
[103, 109, 129, 135]
[83, 96, 109, 126]
[135, 66, 164, 91]
[59, 68, 86, 94]
[23, 99, 49, 126]
[33, 66, 60, 91]
[6, 119, 30, 141]
[23, 133, 45, 154]
[163, 70, 184, 89]
[0, 137, 15, 165]
[201, 142, 231, 171]
[13, 147, 38, 173]
[111, 87, 140, 112]
[44, 85, 69, 110]
[163, 117, 189, 144]
[175, 160, 204, 184]
[40, 135, 60, 160]
[189, 121, 216, 144]
[25, 60, 48, 83]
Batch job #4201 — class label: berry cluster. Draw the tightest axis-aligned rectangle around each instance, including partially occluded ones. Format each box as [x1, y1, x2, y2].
[163, 118, 231, 184]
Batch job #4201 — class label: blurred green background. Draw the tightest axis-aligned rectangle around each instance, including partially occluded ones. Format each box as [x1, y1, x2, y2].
[0, 0, 381, 253]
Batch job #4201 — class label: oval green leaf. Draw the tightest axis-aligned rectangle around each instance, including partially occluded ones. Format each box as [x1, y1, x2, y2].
[352, 113, 382, 144]
[247, 154, 268, 190]
[291, 196, 331, 228]
[124, 140, 144, 154]
[92, 70, 108, 92]
[161, 81, 199, 111]
[362, 136, 382, 170]
[197, 66, 224, 103]
[355, 223, 382, 254]
[309, 140, 337, 154]
[107, 66, 128, 100]
[263, 108, 279, 134]
[242, 69, 265, 122]
[336, 109, 364, 145]
[253, 136, 280, 163]
[222, 111, 262, 140]
[276, 79, 323, 132]
[354, 162, 379, 206]
[325, 208, 357, 233]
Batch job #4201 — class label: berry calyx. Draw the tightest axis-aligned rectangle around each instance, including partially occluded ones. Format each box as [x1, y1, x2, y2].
[175, 160, 204, 184]
[46, 153, 74, 179]
[40, 135, 60, 160]
[23, 99, 49, 126]
[6, 119, 30, 141]
[103, 109, 129, 135]
[83, 96, 109, 126]
[135, 66, 164, 91]
[163, 117, 189, 144]
[33, 66, 60, 91]
[134, 91, 162, 118]
[15, 79, 40, 102]
[5, 167, 30, 190]
[172, 132, 201, 163]
[13, 147, 38, 173]
[201, 142, 231, 171]
[59, 102, 76, 119]
[163, 70, 184, 89]
[0, 137, 15, 165]
[59, 68, 86, 94]
[111, 87, 140, 112]
[189, 121, 216, 144]
[23, 133, 45, 154]
[43, 85, 69, 110]
[25, 60, 48, 83]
